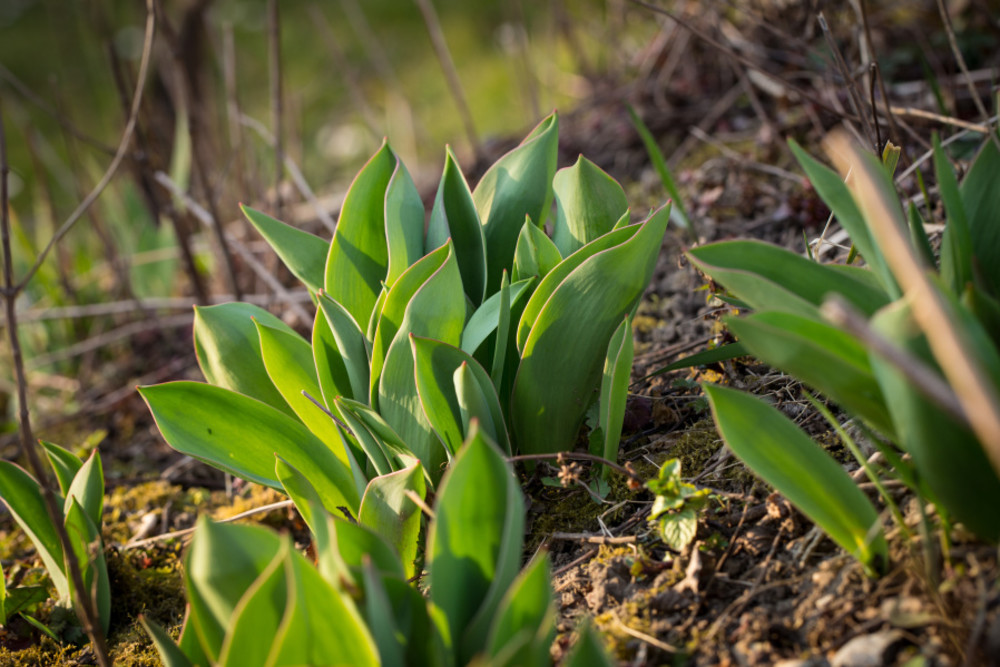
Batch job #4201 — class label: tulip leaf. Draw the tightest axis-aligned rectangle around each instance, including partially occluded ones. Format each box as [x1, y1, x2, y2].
[486, 554, 555, 667]
[454, 362, 509, 455]
[193, 303, 296, 417]
[687, 240, 890, 318]
[359, 559, 406, 666]
[961, 136, 1000, 295]
[428, 146, 487, 304]
[512, 217, 562, 282]
[460, 276, 534, 358]
[63, 498, 110, 635]
[512, 206, 669, 454]
[704, 383, 888, 577]
[725, 311, 895, 437]
[0, 461, 68, 600]
[40, 441, 82, 497]
[142, 616, 194, 667]
[317, 292, 372, 403]
[384, 155, 426, 287]
[241, 204, 328, 293]
[256, 321, 350, 464]
[474, 113, 559, 294]
[358, 463, 426, 578]
[218, 542, 288, 667]
[552, 155, 629, 257]
[378, 244, 465, 479]
[63, 450, 104, 532]
[598, 317, 634, 474]
[935, 134, 975, 295]
[429, 425, 525, 663]
[870, 301, 1000, 541]
[563, 619, 615, 667]
[139, 382, 359, 516]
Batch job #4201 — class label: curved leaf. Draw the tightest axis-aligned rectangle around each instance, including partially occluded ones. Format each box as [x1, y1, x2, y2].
[686, 240, 890, 318]
[64, 498, 110, 635]
[704, 383, 888, 576]
[428, 146, 488, 304]
[317, 292, 371, 403]
[139, 382, 359, 516]
[486, 554, 555, 667]
[474, 113, 559, 294]
[512, 217, 562, 282]
[193, 303, 295, 417]
[552, 155, 628, 257]
[512, 206, 669, 454]
[460, 276, 534, 357]
[598, 317, 634, 473]
[358, 463, 426, 578]
[39, 441, 81, 497]
[241, 204, 329, 293]
[63, 450, 104, 531]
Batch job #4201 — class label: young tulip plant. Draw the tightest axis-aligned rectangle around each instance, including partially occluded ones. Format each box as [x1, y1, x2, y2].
[0, 442, 110, 636]
[142, 424, 613, 667]
[684, 131, 1000, 577]
[138, 112, 669, 564]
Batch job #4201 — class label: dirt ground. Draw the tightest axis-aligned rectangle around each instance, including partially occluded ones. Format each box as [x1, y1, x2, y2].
[2, 1, 1000, 665]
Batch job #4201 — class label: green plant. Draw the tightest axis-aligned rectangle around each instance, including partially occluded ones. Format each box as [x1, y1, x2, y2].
[0, 442, 111, 635]
[646, 458, 713, 552]
[684, 131, 1000, 574]
[142, 424, 611, 666]
[139, 112, 670, 528]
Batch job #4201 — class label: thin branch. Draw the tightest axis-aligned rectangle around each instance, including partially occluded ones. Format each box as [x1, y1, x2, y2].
[817, 12, 877, 152]
[507, 451, 644, 485]
[14, 0, 155, 293]
[412, 0, 481, 157]
[888, 106, 993, 134]
[152, 171, 312, 323]
[125, 500, 295, 548]
[1, 79, 113, 667]
[269, 0, 285, 218]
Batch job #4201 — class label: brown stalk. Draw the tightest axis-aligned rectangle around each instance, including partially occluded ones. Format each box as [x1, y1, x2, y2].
[825, 130, 1000, 478]
[268, 0, 285, 219]
[816, 12, 877, 153]
[0, 99, 112, 667]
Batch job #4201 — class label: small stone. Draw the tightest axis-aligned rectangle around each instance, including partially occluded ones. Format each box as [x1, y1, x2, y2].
[831, 630, 904, 667]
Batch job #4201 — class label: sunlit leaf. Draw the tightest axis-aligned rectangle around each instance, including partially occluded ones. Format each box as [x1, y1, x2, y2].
[428, 146, 487, 304]
[39, 441, 82, 498]
[512, 206, 669, 454]
[704, 383, 888, 577]
[317, 292, 371, 403]
[512, 217, 562, 282]
[552, 155, 629, 256]
[63, 450, 103, 532]
[241, 204, 329, 293]
[598, 317, 634, 474]
[139, 382, 359, 516]
[358, 463, 426, 578]
[193, 302, 295, 417]
[63, 498, 110, 635]
[486, 554, 555, 667]
[474, 113, 559, 294]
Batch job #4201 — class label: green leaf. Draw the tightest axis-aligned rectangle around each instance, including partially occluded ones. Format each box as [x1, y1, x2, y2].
[63, 450, 104, 532]
[486, 554, 555, 667]
[312, 306, 355, 405]
[460, 276, 534, 358]
[217, 541, 289, 667]
[384, 154, 426, 287]
[428, 425, 525, 663]
[474, 113, 559, 294]
[656, 508, 698, 552]
[704, 383, 888, 576]
[183, 518, 283, 661]
[788, 139, 898, 298]
[908, 202, 936, 270]
[330, 517, 407, 582]
[599, 317, 634, 474]
[358, 463, 426, 579]
[0, 461, 68, 600]
[139, 382, 360, 516]
[241, 204, 329, 293]
[870, 301, 1000, 541]
[412, 336, 511, 458]
[563, 619, 614, 667]
[39, 441, 82, 497]
[961, 136, 1000, 295]
[255, 320, 351, 465]
[512, 217, 563, 282]
[377, 244, 465, 479]
[627, 104, 693, 237]
[326, 141, 418, 327]
[333, 398, 394, 477]
[371, 243, 452, 404]
[552, 155, 629, 256]
[428, 146, 488, 304]
[63, 498, 110, 635]
[726, 311, 895, 437]
[935, 134, 974, 295]
[193, 302, 296, 417]
[512, 206, 669, 455]
[142, 616, 195, 667]
[516, 220, 642, 353]
[454, 361, 509, 455]
[317, 292, 371, 403]
[687, 240, 890, 318]
[358, 559, 406, 666]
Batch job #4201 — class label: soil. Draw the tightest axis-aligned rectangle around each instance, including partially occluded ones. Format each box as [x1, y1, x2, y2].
[2, 2, 1000, 665]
